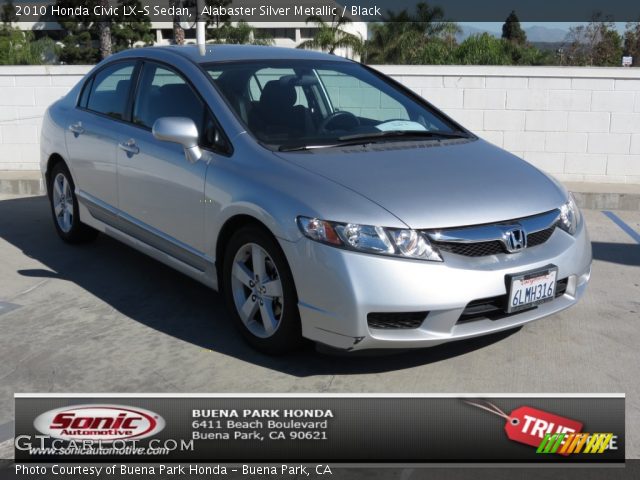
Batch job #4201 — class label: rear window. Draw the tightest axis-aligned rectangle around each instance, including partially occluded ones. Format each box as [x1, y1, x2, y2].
[85, 63, 135, 120]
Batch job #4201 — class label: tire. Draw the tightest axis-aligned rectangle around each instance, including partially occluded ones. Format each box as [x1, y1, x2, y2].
[222, 225, 303, 354]
[48, 162, 98, 243]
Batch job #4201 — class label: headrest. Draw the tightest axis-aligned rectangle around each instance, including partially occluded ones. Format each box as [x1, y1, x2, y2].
[160, 83, 192, 100]
[260, 80, 296, 109]
[114, 79, 130, 96]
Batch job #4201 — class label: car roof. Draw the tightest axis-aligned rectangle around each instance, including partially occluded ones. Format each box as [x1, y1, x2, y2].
[113, 44, 353, 65]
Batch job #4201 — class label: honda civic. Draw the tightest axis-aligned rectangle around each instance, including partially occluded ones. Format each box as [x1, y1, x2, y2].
[40, 45, 591, 353]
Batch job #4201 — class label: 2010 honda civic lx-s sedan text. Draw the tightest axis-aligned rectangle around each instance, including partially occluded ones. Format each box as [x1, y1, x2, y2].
[40, 45, 591, 354]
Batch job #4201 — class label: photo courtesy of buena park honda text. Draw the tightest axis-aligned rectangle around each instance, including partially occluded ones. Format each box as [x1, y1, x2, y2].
[0, 0, 639, 478]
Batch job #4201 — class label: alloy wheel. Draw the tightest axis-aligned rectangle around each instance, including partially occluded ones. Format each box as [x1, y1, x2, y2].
[52, 172, 74, 233]
[230, 243, 284, 338]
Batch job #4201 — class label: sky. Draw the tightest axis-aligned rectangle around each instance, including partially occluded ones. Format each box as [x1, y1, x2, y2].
[459, 22, 629, 33]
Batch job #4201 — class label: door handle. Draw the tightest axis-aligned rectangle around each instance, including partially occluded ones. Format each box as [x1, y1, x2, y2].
[118, 139, 139, 155]
[68, 122, 84, 135]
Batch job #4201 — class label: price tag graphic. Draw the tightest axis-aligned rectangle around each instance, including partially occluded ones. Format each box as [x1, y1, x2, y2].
[465, 401, 583, 455]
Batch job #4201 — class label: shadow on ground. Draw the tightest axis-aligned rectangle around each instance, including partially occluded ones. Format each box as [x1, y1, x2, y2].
[592, 241, 640, 267]
[1, 196, 520, 376]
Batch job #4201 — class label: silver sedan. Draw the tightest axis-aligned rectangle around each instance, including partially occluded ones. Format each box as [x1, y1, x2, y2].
[40, 45, 592, 354]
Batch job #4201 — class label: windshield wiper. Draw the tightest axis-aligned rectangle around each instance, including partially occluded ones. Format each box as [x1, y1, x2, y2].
[278, 144, 339, 152]
[277, 130, 471, 152]
[337, 130, 470, 142]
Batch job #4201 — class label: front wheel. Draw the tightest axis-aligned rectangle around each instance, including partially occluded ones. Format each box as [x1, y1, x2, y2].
[222, 225, 302, 354]
[48, 162, 98, 243]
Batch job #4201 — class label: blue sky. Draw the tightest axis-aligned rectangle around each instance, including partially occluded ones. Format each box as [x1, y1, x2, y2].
[459, 22, 629, 33]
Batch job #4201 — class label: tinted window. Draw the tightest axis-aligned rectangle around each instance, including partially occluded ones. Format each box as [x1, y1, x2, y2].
[78, 77, 93, 108]
[205, 60, 463, 149]
[133, 63, 225, 152]
[252, 68, 308, 107]
[317, 70, 409, 121]
[85, 63, 135, 119]
[133, 64, 205, 131]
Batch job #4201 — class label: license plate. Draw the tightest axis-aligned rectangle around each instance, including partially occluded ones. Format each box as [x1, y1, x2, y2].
[507, 266, 557, 313]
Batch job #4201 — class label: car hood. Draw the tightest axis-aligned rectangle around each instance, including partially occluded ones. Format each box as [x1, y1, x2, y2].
[275, 139, 567, 229]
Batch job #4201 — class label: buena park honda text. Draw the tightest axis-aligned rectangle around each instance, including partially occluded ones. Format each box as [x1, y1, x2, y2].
[40, 45, 591, 354]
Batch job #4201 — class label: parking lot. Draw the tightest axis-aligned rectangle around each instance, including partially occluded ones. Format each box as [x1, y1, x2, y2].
[0, 192, 639, 458]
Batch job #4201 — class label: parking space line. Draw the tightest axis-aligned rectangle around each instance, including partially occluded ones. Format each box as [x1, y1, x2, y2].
[603, 211, 640, 244]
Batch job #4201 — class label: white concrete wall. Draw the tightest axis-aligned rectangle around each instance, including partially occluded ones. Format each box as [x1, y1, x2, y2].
[1, 64, 639, 183]
[375, 66, 640, 184]
[0, 65, 90, 171]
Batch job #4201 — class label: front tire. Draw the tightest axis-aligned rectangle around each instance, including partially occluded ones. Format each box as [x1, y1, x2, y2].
[48, 162, 98, 243]
[222, 225, 302, 354]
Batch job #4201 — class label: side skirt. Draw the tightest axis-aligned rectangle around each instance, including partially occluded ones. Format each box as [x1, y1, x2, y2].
[77, 191, 219, 291]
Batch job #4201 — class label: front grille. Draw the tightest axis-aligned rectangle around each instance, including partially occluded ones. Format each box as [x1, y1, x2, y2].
[432, 226, 556, 257]
[367, 311, 428, 329]
[457, 277, 568, 324]
[434, 240, 504, 257]
[527, 226, 556, 247]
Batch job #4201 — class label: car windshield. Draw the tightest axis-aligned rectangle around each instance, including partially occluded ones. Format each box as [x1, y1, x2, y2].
[204, 60, 470, 150]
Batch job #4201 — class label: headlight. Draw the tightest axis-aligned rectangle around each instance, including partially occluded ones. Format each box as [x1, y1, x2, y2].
[297, 217, 442, 262]
[558, 194, 581, 235]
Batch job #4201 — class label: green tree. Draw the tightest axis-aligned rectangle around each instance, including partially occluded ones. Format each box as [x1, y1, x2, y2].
[502, 10, 526, 45]
[417, 38, 456, 64]
[623, 22, 640, 65]
[111, 0, 154, 51]
[202, 0, 232, 28]
[1, 0, 17, 24]
[54, 0, 101, 64]
[450, 33, 551, 66]
[563, 15, 623, 66]
[365, 3, 454, 64]
[297, 15, 363, 55]
[455, 33, 512, 65]
[0, 27, 58, 64]
[207, 21, 273, 45]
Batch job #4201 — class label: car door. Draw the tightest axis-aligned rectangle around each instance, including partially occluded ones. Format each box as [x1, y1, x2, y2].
[65, 61, 138, 208]
[115, 61, 211, 260]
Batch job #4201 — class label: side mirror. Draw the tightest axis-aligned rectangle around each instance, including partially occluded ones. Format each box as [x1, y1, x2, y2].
[152, 117, 202, 163]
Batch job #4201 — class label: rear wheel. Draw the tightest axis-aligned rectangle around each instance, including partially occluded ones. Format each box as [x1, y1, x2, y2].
[223, 225, 302, 354]
[48, 162, 98, 243]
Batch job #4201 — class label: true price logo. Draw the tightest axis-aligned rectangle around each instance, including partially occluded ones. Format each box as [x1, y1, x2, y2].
[465, 401, 584, 456]
[506, 406, 583, 454]
[33, 404, 165, 442]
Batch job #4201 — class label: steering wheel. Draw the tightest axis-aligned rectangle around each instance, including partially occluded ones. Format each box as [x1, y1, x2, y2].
[319, 111, 360, 132]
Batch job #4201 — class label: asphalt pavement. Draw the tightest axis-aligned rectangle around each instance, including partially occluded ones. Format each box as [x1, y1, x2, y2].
[0, 193, 638, 459]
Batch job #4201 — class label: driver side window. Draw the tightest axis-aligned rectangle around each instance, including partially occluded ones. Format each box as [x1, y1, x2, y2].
[132, 63, 227, 152]
[316, 70, 409, 121]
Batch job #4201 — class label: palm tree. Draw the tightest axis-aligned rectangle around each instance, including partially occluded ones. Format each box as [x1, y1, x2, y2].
[98, 0, 112, 59]
[169, 0, 185, 45]
[365, 2, 452, 64]
[208, 21, 274, 45]
[297, 15, 363, 56]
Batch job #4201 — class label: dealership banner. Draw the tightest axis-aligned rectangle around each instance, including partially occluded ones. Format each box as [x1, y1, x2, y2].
[13, 394, 624, 464]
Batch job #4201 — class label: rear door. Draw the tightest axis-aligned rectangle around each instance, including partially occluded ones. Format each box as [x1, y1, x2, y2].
[65, 61, 138, 208]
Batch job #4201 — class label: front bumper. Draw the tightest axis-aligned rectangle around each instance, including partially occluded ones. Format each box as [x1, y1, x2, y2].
[280, 218, 592, 351]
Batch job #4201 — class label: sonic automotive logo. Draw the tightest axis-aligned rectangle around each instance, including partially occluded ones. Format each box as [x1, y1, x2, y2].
[33, 405, 165, 442]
